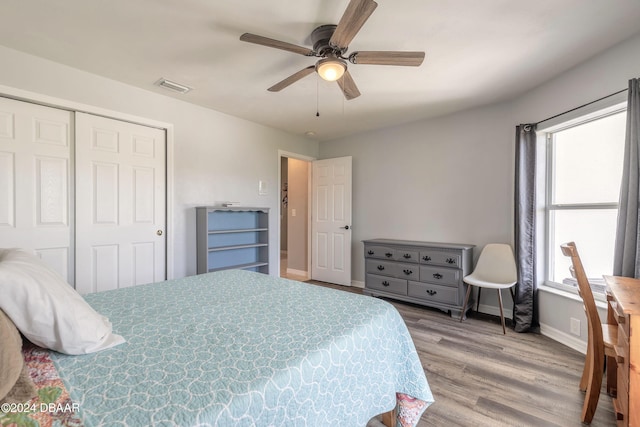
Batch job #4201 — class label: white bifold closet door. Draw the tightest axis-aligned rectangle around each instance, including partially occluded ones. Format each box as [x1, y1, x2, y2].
[75, 113, 166, 294]
[0, 97, 73, 281]
[0, 96, 166, 293]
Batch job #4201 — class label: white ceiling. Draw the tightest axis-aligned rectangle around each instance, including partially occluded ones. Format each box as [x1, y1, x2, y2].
[1, 0, 639, 141]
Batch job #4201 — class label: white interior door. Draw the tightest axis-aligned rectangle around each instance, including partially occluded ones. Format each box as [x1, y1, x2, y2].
[75, 113, 166, 294]
[311, 156, 352, 286]
[0, 97, 73, 281]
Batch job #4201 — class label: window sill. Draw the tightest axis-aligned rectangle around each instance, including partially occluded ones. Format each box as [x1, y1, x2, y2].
[539, 282, 608, 309]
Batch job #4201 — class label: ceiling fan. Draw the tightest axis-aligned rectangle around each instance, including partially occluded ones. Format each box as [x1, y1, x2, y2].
[239, 0, 425, 100]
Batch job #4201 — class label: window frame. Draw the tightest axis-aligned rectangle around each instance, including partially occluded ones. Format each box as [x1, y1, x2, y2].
[541, 103, 627, 297]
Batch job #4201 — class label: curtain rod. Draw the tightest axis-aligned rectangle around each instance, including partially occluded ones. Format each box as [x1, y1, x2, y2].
[536, 87, 628, 126]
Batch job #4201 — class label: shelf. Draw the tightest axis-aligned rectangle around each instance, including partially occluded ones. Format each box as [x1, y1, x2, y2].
[208, 243, 268, 252]
[208, 262, 268, 272]
[196, 207, 270, 275]
[208, 228, 268, 234]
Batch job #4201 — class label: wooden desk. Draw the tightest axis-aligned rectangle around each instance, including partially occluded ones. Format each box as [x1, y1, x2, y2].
[604, 275, 640, 426]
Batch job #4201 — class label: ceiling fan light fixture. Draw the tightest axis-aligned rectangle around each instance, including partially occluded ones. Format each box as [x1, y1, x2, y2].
[316, 57, 347, 82]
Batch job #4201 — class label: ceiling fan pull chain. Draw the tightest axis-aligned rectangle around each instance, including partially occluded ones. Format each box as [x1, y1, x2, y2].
[316, 75, 320, 117]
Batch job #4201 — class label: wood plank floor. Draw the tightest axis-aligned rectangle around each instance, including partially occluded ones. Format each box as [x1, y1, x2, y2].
[305, 280, 616, 427]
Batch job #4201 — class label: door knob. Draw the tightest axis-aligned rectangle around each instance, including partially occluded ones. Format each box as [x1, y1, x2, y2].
[156, 230, 163, 236]
[340, 225, 350, 230]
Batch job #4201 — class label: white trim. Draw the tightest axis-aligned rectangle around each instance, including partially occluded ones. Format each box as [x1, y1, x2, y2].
[286, 268, 308, 277]
[537, 93, 627, 132]
[0, 84, 175, 280]
[351, 280, 365, 289]
[276, 150, 317, 281]
[538, 283, 608, 308]
[477, 303, 513, 320]
[540, 322, 587, 354]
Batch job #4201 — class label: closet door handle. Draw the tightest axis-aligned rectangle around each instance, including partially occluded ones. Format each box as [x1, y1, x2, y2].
[156, 230, 163, 236]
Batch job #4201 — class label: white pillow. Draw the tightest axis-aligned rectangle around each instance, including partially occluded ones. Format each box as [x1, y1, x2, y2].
[0, 248, 125, 355]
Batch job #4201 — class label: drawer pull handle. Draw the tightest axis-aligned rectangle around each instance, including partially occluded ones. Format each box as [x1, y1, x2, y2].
[446, 257, 456, 264]
[385, 252, 393, 258]
[377, 265, 385, 271]
[382, 281, 390, 287]
[403, 269, 413, 275]
[422, 255, 431, 261]
[403, 253, 412, 259]
[433, 273, 443, 279]
[425, 290, 437, 296]
[367, 250, 374, 255]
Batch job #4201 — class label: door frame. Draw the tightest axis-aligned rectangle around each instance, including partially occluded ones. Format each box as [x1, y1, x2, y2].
[0, 84, 176, 280]
[277, 150, 315, 280]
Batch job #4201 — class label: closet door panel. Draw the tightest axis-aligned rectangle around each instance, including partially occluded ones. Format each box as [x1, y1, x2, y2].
[0, 97, 72, 281]
[75, 113, 166, 294]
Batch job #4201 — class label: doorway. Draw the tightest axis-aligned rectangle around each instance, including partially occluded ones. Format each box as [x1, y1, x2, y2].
[279, 154, 312, 281]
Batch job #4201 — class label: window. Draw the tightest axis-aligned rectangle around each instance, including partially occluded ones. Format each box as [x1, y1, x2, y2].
[545, 108, 626, 295]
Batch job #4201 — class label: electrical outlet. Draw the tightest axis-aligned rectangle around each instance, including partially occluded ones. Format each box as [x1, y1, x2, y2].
[570, 318, 581, 336]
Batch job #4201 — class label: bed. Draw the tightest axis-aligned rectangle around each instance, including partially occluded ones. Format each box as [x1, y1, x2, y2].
[0, 250, 433, 427]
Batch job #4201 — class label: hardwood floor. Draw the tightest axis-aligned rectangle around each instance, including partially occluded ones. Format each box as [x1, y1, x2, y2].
[306, 280, 616, 427]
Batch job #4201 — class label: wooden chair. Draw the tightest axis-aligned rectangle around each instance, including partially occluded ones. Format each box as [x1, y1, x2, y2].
[560, 242, 618, 424]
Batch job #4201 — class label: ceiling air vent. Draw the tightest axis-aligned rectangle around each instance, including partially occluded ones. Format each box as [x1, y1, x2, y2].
[155, 78, 192, 94]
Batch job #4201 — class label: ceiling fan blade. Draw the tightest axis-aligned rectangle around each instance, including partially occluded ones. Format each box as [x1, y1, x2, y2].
[350, 51, 425, 66]
[240, 33, 314, 56]
[337, 70, 361, 100]
[329, 0, 378, 49]
[268, 66, 316, 92]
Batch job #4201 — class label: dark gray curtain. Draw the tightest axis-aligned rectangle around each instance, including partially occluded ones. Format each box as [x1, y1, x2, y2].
[514, 124, 539, 332]
[614, 78, 640, 277]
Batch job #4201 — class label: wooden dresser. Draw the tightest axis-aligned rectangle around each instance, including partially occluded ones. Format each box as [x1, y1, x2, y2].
[604, 275, 640, 426]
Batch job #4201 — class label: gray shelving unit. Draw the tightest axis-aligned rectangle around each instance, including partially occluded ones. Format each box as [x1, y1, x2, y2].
[196, 207, 269, 274]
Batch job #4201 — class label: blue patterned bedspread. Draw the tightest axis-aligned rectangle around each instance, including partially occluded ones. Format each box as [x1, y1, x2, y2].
[51, 270, 433, 426]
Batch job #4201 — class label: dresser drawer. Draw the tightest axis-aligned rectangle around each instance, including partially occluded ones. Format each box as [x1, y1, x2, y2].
[419, 265, 460, 286]
[617, 325, 630, 381]
[366, 274, 408, 295]
[408, 281, 458, 305]
[419, 250, 461, 267]
[366, 259, 417, 279]
[365, 246, 395, 260]
[366, 259, 396, 276]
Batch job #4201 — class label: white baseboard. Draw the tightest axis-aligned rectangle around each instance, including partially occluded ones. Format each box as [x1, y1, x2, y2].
[477, 303, 513, 320]
[540, 322, 587, 354]
[351, 280, 364, 289]
[286, 268, 308, 277]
